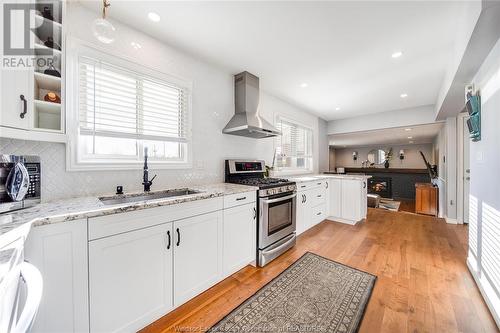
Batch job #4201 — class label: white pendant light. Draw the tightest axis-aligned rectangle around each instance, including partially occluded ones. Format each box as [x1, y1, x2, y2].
[92, 0, 116, 44]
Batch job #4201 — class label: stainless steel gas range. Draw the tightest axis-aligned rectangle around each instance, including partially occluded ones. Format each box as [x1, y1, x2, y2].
[225, 160, 296, 266]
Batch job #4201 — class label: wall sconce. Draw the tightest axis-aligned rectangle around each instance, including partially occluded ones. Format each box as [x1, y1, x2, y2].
[352, 151, 358, 161]
[399, 150, 405, 160]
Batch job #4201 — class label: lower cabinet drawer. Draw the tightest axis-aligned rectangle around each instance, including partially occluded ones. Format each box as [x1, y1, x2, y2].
[223, 191, 256, 209]
[312, 203, 326, 225]
[310, 187, 326, 207]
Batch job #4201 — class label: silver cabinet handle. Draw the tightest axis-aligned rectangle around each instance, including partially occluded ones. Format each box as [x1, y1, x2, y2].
[236, 196, 247, 201]
[253, 207, 256, 219]
[326, 182, 329, 189]
[166, 230, 171, 250]
[20, 94, 27, 119]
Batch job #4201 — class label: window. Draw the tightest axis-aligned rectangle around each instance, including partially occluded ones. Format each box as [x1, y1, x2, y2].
[275, 118, 313, 171]
[70, 48, 191, 169]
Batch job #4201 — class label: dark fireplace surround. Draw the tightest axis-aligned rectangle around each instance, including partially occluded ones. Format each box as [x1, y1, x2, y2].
[368, 177, 392, 198]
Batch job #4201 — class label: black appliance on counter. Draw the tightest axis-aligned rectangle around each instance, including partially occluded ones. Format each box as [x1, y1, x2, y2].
[225, 160, 296, 267]
[0, 155, 41, 213]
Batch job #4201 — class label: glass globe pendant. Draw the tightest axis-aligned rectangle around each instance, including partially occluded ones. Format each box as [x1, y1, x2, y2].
[92, 0, 116, 44]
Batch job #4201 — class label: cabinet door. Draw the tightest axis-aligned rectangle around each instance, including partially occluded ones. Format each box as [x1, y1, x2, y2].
[0, 2, 33, 130]
[324, 181, 331, 217]
[296, 190, 313, 235]
[341, 179, 362, 221]
[89, 223, 173, 333]
[361, 180, 368, 218]
[328, 179, 342, 218]
[25, 219, 89, 333]
[173, 211, 223, 306]
[223, 203, 256, 277]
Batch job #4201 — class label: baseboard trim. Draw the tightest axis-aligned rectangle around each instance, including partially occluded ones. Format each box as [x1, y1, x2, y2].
[467, 256, 500, 329]
[445, 217, 458, 224]
[326, 216, 359, 225]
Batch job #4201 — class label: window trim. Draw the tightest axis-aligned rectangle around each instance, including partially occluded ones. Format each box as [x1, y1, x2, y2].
[66, 38, 192, 171]
[273, 115, 314, 174]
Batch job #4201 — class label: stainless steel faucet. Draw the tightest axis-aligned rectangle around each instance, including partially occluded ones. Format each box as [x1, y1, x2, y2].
[142, 147, 157, 192]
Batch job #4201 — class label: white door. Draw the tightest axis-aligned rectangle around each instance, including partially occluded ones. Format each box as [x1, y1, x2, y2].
[173, 211, 223, 306]
[341, 179, 362, 222]
[463, 116, 470, 224]
[89, 223, 173, 333]
[328, 179, 342, 218]
[0, 1, 34, 130]
[222, 203, 256, 277]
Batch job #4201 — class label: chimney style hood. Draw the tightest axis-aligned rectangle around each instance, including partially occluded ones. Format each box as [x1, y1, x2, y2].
[222, 71, 281, 138]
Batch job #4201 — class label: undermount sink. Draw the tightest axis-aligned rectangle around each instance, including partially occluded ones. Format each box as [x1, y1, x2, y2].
[99, 189, 201, 206]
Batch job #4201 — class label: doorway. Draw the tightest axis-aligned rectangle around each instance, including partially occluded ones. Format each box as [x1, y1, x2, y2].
[457, 112, 470, 224]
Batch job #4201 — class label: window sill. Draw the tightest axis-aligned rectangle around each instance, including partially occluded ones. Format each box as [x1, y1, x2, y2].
[270, 169, 313, 177]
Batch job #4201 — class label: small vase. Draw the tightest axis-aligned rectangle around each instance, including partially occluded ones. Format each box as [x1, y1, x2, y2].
[384, 160, 390, 168]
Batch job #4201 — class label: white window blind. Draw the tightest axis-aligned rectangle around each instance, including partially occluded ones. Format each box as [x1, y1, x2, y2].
[275, 118, 313, 170]
[79, 56, 188, 143]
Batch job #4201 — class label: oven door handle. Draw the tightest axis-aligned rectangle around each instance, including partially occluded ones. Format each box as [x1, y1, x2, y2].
[261, 193, 296, 204]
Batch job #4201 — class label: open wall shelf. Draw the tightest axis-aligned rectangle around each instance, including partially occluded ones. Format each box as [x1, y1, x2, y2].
[32, 0, 64, 133]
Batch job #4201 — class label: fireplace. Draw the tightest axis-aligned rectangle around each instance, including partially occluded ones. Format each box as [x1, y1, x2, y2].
[368, 177, 392, 198]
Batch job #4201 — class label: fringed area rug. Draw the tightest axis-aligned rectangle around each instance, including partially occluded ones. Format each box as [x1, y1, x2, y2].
[210, 252, 376, 333]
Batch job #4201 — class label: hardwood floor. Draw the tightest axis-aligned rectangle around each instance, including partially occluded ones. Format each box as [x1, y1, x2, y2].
[140, 209, 498, 333]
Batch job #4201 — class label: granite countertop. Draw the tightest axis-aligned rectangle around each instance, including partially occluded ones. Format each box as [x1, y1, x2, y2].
[0, 183, 258, 239]
[287, 174, 372, 183]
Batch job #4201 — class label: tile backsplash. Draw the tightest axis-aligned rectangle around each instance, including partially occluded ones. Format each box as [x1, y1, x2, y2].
[0, 138, 220, 202]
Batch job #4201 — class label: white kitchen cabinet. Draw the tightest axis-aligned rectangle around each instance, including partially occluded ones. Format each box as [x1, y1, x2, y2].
[88, 223, 173, 333]
[173, 211, 223, 307]
[25, 219, 89, 333]
[328, 179, 342, 218]
[327, 178, 368, 224]
[296, 188, 313, 235]
[341, 179, 362, 221]
[222, 203, 256, 277]
[0, 0, 33, 131]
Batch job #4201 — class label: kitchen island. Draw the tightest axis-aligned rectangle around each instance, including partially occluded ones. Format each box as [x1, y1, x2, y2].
[286, 174, 371, 232]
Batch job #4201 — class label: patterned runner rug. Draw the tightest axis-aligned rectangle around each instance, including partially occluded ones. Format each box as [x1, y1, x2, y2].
[209, 252, 376, 333]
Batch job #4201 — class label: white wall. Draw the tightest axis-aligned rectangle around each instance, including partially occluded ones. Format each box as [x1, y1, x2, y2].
[467, 35, 500, 327]
[0, 3, 326, 202]
[332, 144, 433, 169]
[327, 105, 436, 135]
[317, 118, 329, 172]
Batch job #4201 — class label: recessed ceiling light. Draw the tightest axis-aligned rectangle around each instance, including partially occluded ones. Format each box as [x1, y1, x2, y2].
[300, 83, 308, 88]
[148, 12, 161, 22]
[404, 128, 412, 131]
[400, 93, 408, 98]
[407, 136, 413, 139]
[409, 140, 414, 144]
[130, 41, 142, 50]
[335, 107, 341, 111]
[391, 51, 403, 58]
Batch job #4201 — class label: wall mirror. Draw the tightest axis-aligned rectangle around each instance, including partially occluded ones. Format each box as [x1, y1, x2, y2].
[367, 149, 386, 164]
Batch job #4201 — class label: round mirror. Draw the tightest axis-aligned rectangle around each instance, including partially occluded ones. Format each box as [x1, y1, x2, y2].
[367, 149, 386, 165]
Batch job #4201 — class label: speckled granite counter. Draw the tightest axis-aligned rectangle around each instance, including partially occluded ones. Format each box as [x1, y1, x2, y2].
[0, 183, 258, 240]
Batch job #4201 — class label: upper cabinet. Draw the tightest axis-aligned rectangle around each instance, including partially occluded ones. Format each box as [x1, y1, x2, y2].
[0, 0, 66, 142]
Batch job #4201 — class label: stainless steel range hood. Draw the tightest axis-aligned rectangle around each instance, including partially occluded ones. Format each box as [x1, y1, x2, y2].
[222, 71, 281, 138]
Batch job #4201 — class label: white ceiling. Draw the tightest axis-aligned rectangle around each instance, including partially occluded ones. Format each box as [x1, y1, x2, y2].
[79, 1, 466, 120]
[329, 123, 443, 147]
